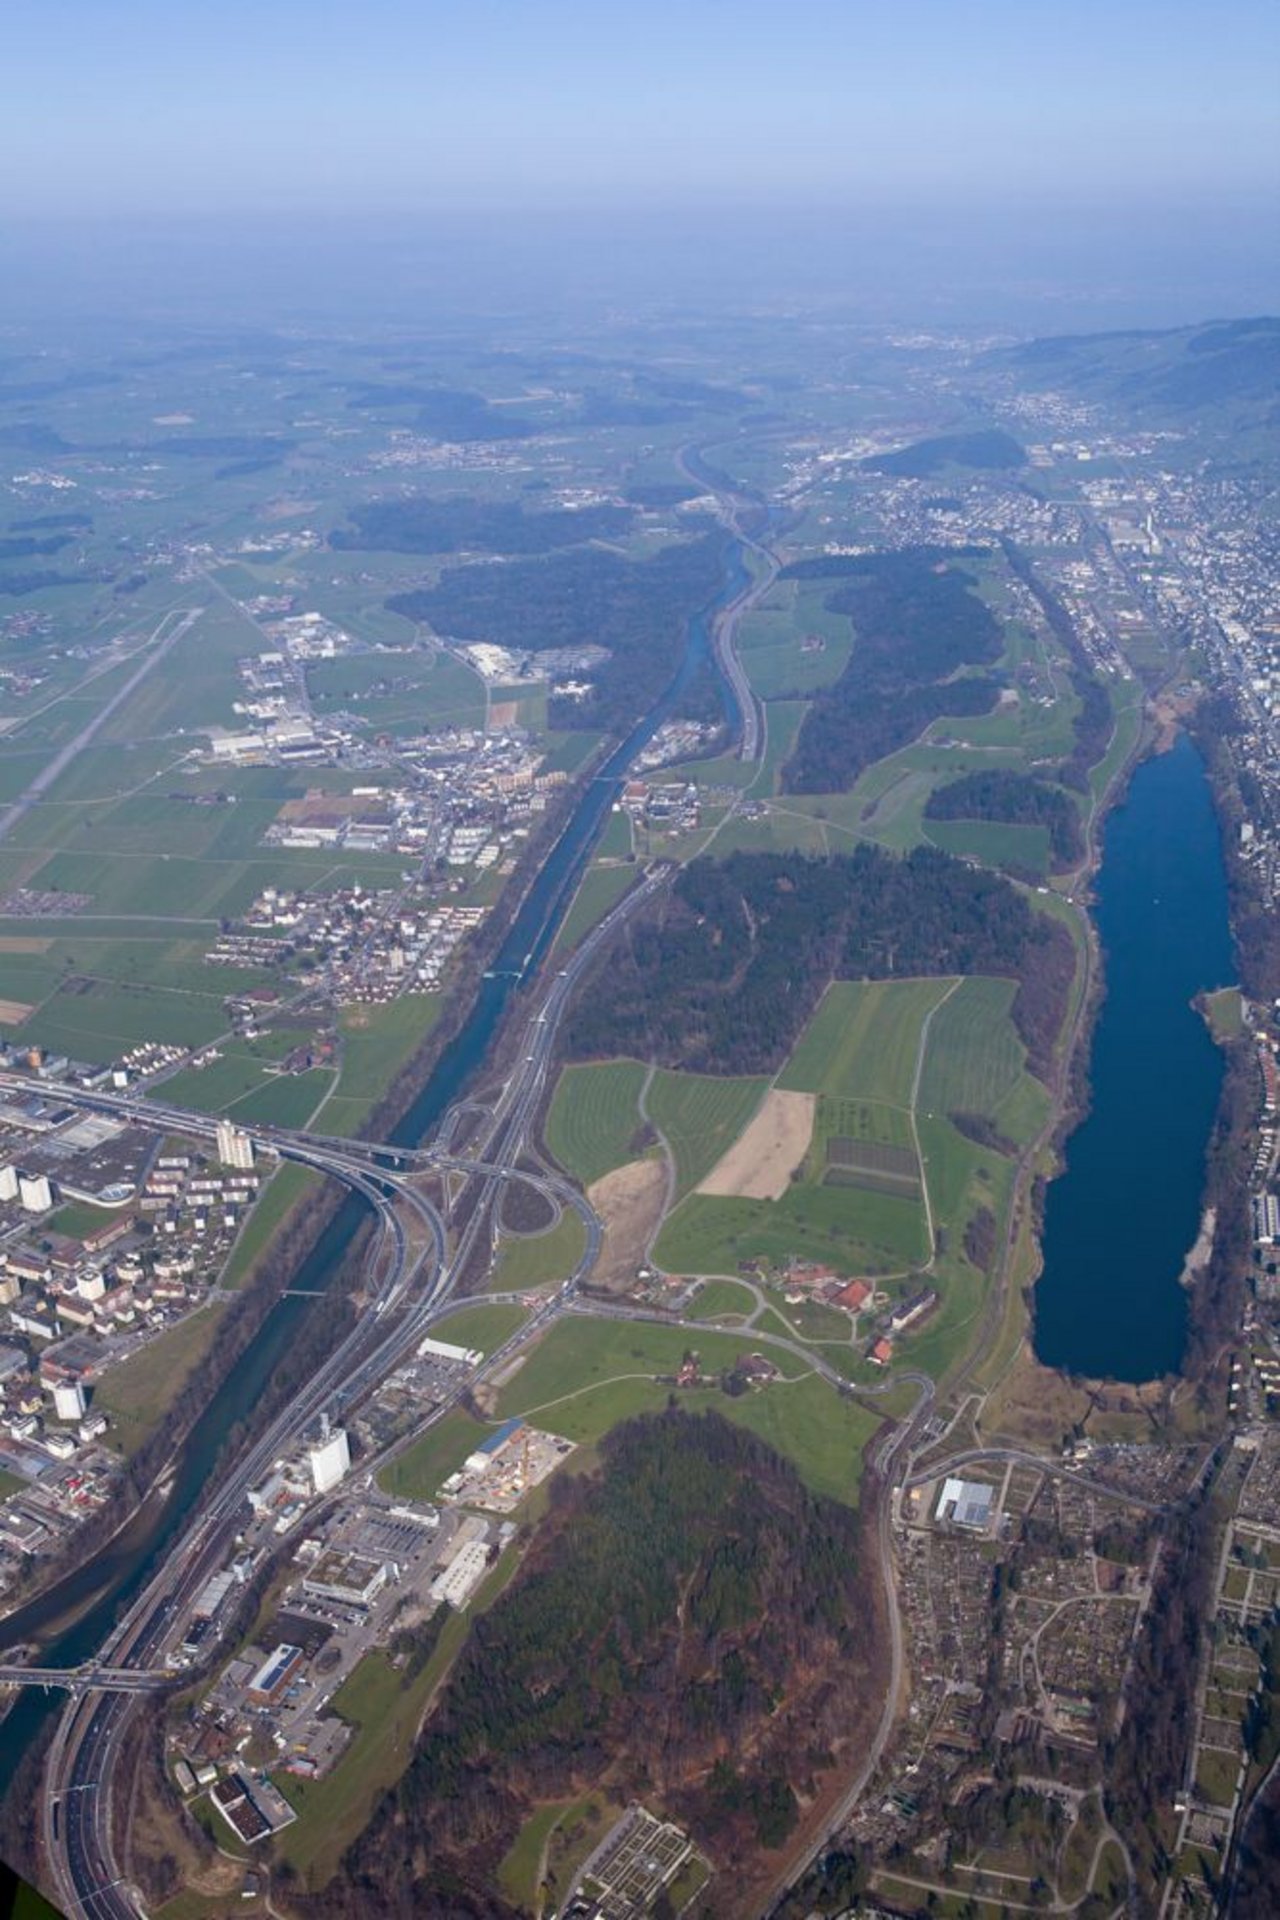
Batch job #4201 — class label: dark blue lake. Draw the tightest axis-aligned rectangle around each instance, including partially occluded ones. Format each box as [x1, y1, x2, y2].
[1034, 733, 1234, 1382]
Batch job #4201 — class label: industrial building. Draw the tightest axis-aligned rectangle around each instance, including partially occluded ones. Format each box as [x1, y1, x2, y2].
[309, 1425, 351, 1495]
[934, 1477, 997, 1533]
[246, 1643, 304, 1707]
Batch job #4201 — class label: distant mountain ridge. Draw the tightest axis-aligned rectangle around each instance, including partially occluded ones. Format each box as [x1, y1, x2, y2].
[986, 314, 1280, 432]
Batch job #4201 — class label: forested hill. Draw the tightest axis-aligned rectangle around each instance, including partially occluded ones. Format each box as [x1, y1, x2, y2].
[861, 427, 1026, 477]
[925, 769, 1084, 870]
[387, 533, 727, 736]
[777, 549, 1003, 793]
[984, 316, 1280, 433]
[312, 1412, 875, 1918]
[565, 845, 1074, 1080]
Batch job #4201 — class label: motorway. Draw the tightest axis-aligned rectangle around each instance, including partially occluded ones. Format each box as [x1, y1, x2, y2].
[678, 445, 771, 760]
[29, 865, 662, 1920]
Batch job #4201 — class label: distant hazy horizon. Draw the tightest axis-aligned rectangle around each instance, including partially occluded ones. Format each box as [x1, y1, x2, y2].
[4, 0, 1277, 332]
[3, 200, 1277, 337]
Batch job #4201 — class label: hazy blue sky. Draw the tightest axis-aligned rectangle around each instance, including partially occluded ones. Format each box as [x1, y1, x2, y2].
[5, 0, 1278, 216]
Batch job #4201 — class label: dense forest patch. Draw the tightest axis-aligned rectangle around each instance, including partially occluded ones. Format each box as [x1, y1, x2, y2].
[388, 534, 727, 735]
[310, 1411, 876, 1917]
[333, 495, 633, 556]
[778, 549, 1004, 791]
[344, 383, 540, 441]
[565, 845, 1073, 1080]
[925, 769, 1084, 869]
[861, 428, 1026, 477]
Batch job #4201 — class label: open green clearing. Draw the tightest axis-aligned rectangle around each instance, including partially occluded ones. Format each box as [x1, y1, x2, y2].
[431, 1300, 530, 1354]
[1195, 1746, 1241, 1808]
[220, 1162, 320, 1288]
[496, 1318, 876, 1505]
[492, 1207, 587, 1290]
[544, 1060, 648, 1187]
[687, 1277, 760, 1320]
[646, 1067, 768, 1197]
[1203, 985, 1245, 1044]
[97, 1304, 228, 1455]
[498, 1794, 602, 1910]
[0, 1467, 23, 1499]
[48, 1199, 120, 1240]
[925, 816, 1051, 876]
[554, 861, 636, 952]
[377, 1407, 484, 1501]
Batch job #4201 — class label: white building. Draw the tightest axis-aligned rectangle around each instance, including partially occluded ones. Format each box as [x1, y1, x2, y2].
[0, 1164, 18, 1202]
[52, 1379, 87, 1422]
[215, 1120, 255, 1171]
[308, 1426, 351, 1495]
[19, 1172, 52, 1213]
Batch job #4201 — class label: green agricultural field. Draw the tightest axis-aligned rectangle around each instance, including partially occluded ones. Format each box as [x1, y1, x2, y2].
[918, 975, 1026, 1120]
[497, 1318, 875, 1506]
[317, 995, 444, 1136]
[655, 1179, 926, 1279]
[544, 1059, 648, 1186]
[779, 977, 954, 1107]
[19, 975, 228, 1063]
[646, 1068, 768, 1198]
[492, 1208, 587, 1290]
[924, 817, 1051, 877]
[160, 1050, 283, 1115]
[225, 1068, 333, 1128]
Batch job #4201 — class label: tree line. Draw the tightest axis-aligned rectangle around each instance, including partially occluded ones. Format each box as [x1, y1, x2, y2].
[389, 533, 728, 735]
[777, 548, 1004, 792]
[565, 844, 1074, 1080]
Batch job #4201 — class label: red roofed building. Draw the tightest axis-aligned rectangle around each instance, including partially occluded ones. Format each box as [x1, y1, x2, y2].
[870, 1337, 894, 1367]
[834, 1279, 871, 1313]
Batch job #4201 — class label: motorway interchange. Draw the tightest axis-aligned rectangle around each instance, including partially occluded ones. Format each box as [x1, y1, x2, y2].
[5, 845, 936, 1920]
[7, 867, 659, 1920]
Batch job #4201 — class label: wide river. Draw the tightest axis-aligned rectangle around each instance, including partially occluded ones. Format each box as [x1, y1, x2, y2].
[0, 538, 747, 1798]
[1034, 733, 1234, 1382]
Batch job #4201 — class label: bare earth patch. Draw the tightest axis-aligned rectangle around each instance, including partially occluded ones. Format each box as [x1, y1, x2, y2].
[0, 997, 35, 1024]
[587, 1157, 668, 1288]
[696, 1088, 815, 1201]
[488, 699, 519, 729]
[0, 936, 50, 954]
